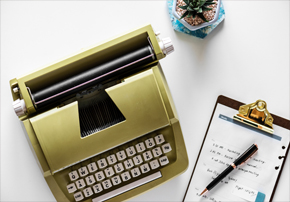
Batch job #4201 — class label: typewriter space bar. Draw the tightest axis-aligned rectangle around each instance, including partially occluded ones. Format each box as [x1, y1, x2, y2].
[92, 171, 162, 202]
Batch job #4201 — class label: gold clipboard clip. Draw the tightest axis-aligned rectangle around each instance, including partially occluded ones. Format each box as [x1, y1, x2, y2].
[233, 100, 274, 134]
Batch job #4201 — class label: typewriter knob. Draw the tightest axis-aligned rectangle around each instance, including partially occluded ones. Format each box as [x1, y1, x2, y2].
[13, 87, 19, 93]
[159, 37, 174, 56]
[13, 99, 27, 117]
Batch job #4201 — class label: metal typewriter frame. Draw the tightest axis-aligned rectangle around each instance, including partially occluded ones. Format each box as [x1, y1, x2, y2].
[10, 24, 189, 202]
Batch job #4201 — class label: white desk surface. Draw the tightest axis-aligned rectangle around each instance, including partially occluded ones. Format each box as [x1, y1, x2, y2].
[1, 1, 289, 201]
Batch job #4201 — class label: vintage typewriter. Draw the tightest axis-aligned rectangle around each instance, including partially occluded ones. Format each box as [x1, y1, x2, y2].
[10, 24, 188, 202]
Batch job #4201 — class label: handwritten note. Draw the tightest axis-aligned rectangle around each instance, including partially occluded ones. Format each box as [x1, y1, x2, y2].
[184, 104, 289, 202]
[232, 183, 265, 202]
[207, 139, 266, 180]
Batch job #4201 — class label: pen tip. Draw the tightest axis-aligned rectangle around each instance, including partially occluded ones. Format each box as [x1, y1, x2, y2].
[199, 188, 208, 196]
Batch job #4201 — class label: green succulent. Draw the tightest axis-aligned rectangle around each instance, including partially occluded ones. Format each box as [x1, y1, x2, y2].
[178, 0, 216, 22]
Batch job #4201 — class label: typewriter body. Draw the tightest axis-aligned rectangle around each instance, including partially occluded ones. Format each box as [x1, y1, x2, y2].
[9, 24, 188, 202]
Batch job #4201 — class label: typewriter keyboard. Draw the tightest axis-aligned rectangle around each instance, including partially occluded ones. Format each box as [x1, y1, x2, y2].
[66, 134, 173, 202]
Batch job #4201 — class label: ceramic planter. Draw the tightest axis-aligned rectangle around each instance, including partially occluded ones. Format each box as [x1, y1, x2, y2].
[172, 0, 221, 31]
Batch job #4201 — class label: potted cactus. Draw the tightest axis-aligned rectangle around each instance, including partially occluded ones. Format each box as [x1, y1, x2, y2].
[172, 0, 221, 31]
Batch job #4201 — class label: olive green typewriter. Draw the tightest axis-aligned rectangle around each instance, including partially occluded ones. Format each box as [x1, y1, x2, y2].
[9, 24, 188, 202]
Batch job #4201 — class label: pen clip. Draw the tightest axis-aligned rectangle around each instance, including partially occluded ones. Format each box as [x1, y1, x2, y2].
[240, 149, 258, 166]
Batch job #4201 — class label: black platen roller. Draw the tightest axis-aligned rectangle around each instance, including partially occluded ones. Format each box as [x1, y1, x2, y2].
[32, 46, 154, 109]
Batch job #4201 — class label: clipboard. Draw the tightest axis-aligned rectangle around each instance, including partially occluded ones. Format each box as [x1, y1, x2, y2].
[183, 95, 290, 202]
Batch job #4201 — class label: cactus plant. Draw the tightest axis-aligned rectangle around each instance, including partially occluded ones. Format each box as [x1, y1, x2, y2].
[178, 0, 216, 22]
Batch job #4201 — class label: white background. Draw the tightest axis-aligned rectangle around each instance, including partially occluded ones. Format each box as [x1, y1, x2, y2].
[1, 1, 289, 201]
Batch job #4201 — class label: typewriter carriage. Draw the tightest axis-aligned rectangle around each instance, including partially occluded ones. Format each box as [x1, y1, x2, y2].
[10, 25, 165, 117]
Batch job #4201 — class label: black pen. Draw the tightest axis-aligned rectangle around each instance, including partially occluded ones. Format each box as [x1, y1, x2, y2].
[200, 144, 258, 196]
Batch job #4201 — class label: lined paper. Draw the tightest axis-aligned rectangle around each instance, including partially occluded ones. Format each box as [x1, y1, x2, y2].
[184, 104, 289, 202]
